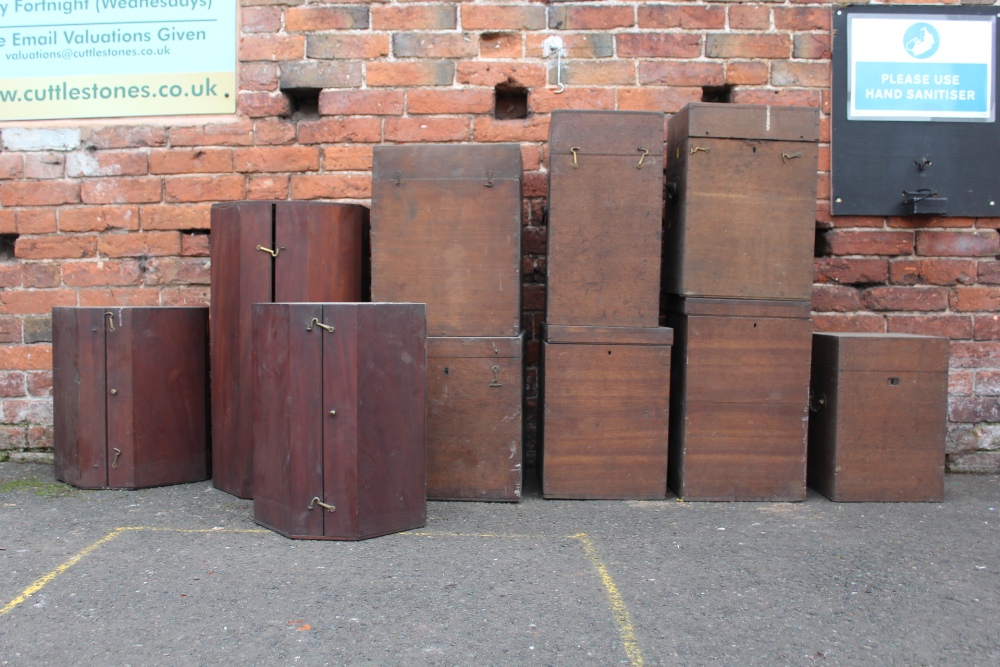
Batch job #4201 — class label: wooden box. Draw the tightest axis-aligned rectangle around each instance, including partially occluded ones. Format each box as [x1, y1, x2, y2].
[663, 103, 819, 301]
[53, 307, 209, 490]
[371, 144, 522, 337]
[808, 333, 948, 502]
[252, 302, 426, 540]
[210, 201, 369, 499]
[426, 335, 524, 502]
[541, 325, 672, 500]
[664, 298, 812, 501]
[546, 110, 664, 328]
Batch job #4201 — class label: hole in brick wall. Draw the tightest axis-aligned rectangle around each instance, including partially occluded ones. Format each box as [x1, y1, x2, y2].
[181, 229, 210, 235]
[701, 85, 733, 103]
[0, 234, 17, 262]
[495, 85, 528, 120]
[282, 88, 321, 119]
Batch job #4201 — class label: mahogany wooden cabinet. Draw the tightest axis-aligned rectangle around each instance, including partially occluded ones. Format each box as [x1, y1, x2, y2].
[546, 110, 664, 328]
[664, 298, 812, 501]
[210, 201, 369, 499]
[541, 325, 672, 500]
[663, 103, 819, 301]
[427, 335, 523, 501]
[808, 333, 948, 502]
[370, 144, 522, 337]
[252, 302, 426, 540]
[53, 307, 209, 490]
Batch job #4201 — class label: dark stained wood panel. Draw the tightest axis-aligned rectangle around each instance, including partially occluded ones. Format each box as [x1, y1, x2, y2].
[544, 324, 673, 346]
[105, 308, 136, 489]
[547, 110, 664, 328]
[664, 296, 812, 319]
[674, 103, 819, 143]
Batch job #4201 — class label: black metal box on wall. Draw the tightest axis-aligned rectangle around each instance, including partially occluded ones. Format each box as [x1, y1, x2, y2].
[832, 6, 999, 217]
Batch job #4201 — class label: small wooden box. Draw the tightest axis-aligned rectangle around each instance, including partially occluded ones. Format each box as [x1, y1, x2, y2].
[664, 298, 812, 501]
[663, 103, 819, 301]
[426, 335, 523, 502]
[53, 307, 209, 490]
[252, 302, 426, 541]
[371, 144, 522, 337]
[541, 325, 672, 500]
[808, 333, 948, 502]
[210, 201, 369, 499]
[546, 110, 664, 328]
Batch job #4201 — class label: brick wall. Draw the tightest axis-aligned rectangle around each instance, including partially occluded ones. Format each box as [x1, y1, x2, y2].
[1, 0, 998, 471]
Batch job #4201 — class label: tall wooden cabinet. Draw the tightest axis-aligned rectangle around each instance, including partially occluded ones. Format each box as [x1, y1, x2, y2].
[252, 302, 426, 540]
[210, 201, 369, 499]
[53, 307, 209, 490]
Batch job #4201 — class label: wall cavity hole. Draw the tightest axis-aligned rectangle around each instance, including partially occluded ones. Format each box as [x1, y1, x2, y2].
[283, 88, 321, 119]
[701, 85, 733, 103]
[0, 234, 17, 262]
[495, 85, 528, 120]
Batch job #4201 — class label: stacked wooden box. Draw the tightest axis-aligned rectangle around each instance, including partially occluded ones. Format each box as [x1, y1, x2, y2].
[541, 110, 673, 500]
[662, 103, 820, 501]
[371, 144, 524, 502]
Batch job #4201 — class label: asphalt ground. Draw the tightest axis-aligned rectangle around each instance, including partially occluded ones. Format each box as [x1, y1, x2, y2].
[1, 462, 999, 667]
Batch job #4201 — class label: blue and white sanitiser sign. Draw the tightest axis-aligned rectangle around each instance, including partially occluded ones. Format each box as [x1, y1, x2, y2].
[848, 14, 996, 121]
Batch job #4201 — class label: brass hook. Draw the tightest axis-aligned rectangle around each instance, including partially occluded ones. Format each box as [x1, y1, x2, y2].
[256, 245, 283, 258]
[111, 448, 122, 469]
[570, 147, 580, 168]
[308, 497, 336, 512]
[781, 152, 802, 163]
[306, 318, 335, 333]
[690, 146, 710, 155]
[104, 311, 115, 333]
[489, 365, 503, 388]
[636, 147, 649, 169]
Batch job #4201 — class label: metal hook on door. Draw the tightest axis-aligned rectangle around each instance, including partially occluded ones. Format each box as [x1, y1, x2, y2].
[104, 311, 115, 333]
[256, 245, 284, 258]
[306, 318, 335, 333]
[111, 448, 122, 468]
[308, 497, 336, 512]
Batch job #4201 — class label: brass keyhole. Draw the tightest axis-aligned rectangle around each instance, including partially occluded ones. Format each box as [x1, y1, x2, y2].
[489, 365, 502, 388]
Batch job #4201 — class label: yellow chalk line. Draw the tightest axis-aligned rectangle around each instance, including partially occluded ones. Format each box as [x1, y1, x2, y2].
[571, 532, 645, 667]
[0, 526, 267, 617]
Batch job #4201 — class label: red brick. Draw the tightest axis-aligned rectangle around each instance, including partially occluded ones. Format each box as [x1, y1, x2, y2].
[464, 5, 545, 30]
[728, 5, 770, 30]
[248, 175, 290, 200]
[241, 5, 281, 32]
[979, 260, 1000, 285]
[298, 118, 382, 144]
[819, 230, 914, 256]
[916, 230, 1000, 257]
[164, 175, 245, 203]
[307, 34, 390, 60]
[393, 32, 478, 59]
[286, 5, 368, 31]
[526, 33, 613, 59]
[793, 34, 831, 59]
[407, 89, 493, 115]
[617, 33, 702, 58]
[143, 257, 211, 286]
[98, 232, 181, 258]
[59, 206, 138, 233]
[812, 284, 863, 312]
[78, 288, 160, 307]
[0, 344, 52, 371]
[233, 146, 320, 173]
[81, 178, 161, 205]
[529, 87, 616, 113]
[0, 371, 25, 398]
[169, 121, 254, 147]
[975, 370, 1000, 396]
[862, 286, 948, 311]
[255, 120, 297, 146]
[707, 33, 790, 59]
[771, 61, 829, 87]
[290, 174, 372, 200]
[149, 148, 234, 175]
[0, 317, 21, 344]
[140, 205, 211, 231]
[774, 7, 831, 30]
[640, 5, 725, 29]
[0, 266, 19, 289]
[16, 236, 97, 260]
[27, 371, 52, 397]
[521, 145, 543, 172]
[522, 283, 545, 311]
[473, 115, 549, 143]
[0, 289, 76, 315]
[948, 397, 999, 423]
[886, 314, 973, 339]
[814, 257, 888, 284]
[1, 398, 53, 425]
[620, 87, 703, 113]
[726, 61, 769, 85]
[481, 32, 522, 59]
[24, 153, 65, 180]
[66, 151, 147, 178]
[63, 260, 142, 287]
[83, 126, 167, 149]
[952, 341, 1000, 368]
[456, 61, 547, 88]
[818, 145, 831, 173]
[950, 369, 975, 397]
[974, 314, 1000, 341]
[640, 62, 725, 87]
[0, 181, 80, 207]
[563, 61, 634, 86]
[367, 61, 456, 87]
[161, 287, 210, 307]
[15, 209, 56, 234]
[181, 233, 210, 257]
[951, 286, 1000, 312]
[384, 117, 472, 143]
[372, 4, 455, 29]
[0, 153, 24, 180]
[319, 90, 405, 116]
[23, 264, 61, 289]
[240, 34, 306, 61]
[889, 259, 976, 286]
[826, 214, 884, 229]
[239, 92, 293, 119]
[0, 211, 12, 234]
[549, 5, 634, 30]
[731, 88, 822, 107]
[322, 146, 374, 171]
[889, 216, 976, 229]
